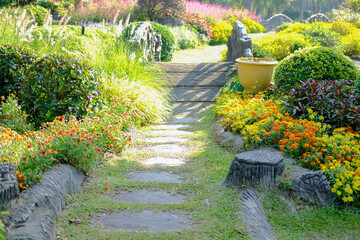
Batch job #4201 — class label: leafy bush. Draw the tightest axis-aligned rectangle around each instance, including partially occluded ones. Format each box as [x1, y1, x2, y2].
[302, 24, 341, 50]
[17, 53, 100, 125]
[353, 22, 360, 28]
[169, 25, 208, 50]
[276, 22, 308, 34]
[211, 20, 232, 43]
[275, 22, 294, 33]
[0, 95, 32, 133]
[274, 47, 359, 93]
[341, 30, 360, 55]
[285, 79, 360, 130]
[242, 18, 266, 33]
[252, 43, 275, 59]
[330, 20, 357, 36]
[125, 22, 175, 62]
[327, 8, 360, 23]
[0, 44, 37, 97]
[24, 4, 48, 25]
[255, 32, 308, 60]
[34, 0, 66, 15]
[178, 12, 213, 38]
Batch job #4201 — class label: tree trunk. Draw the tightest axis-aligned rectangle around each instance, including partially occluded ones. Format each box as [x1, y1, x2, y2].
[299, 0, 305, 19]
[74, 0, 83, 11]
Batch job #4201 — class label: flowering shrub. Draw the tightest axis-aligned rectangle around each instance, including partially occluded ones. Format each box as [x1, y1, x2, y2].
[302, 24, 341, 50]
[69, 0, 136, 24]
[1, 96, 141, 191]
[330, 20, 357, 36]
[168, 25, 208, 50]
[341, 29, 360, 55]
[211, 20, 232, 43]
[242, 18, 266, 33]
[185, 0, 259, 24]
[214, 93, 360, 203]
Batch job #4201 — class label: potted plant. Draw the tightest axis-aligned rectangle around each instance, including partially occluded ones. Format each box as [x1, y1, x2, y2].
[235, 58, 278, 92]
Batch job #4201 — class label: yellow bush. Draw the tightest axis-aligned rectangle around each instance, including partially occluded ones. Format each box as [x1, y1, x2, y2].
[277, 22, 309, 34]
[341, 29, 360, 55]
[330, 20, 357, 36]
[255, 32, 309, 60]
[242, 18, 266, 33]
[211, 20, 233, 43]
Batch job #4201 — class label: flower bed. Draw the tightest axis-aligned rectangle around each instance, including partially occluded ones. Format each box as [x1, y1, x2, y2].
[1, 96, 142, 191]
[214, 93, 360, 204]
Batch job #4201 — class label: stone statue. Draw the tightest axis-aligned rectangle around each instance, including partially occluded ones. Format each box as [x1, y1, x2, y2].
[226, 21, 253, 62]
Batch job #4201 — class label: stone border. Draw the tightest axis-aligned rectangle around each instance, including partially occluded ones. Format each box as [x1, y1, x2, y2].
[4, 164, 85, 240]
[212, 118, 244, 152]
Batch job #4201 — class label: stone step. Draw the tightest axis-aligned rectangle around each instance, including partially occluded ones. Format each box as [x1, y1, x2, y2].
[142, 156, 186, 167]
[156, 62, 235, 73]
[170, 86, 222, 102]
[166, 71, 231, 86]
[141, 144, 187, 154]
[142, 137, 189, 144]
[97, 210, 191, 232]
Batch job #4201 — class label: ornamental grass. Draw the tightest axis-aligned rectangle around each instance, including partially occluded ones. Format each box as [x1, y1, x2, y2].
[214, 93, 360, 204]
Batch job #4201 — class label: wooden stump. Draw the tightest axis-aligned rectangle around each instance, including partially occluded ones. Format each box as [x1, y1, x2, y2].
[224, 148, 285, 187]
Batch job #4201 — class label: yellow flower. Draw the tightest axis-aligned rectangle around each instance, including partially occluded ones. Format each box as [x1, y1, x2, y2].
[337, 191, 342, 196]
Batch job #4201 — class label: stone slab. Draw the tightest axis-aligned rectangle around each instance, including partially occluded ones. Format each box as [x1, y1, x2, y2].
[156, 62, 234, 73]
[126, 172, 183, 183]
[110, 190, 185, 204]
[152, 124, 192, 130]
[167, 71, 230, 86]
[169, 117, 199, 123]
[171, 102, 213, 117]
[97, 210, 191, 232]
[148, 130, 193, 136]
[170, 86, 221, 102]
[142, 157, 185, 167]
[141, 144, 187, 154]
[144, 137, 189, 144]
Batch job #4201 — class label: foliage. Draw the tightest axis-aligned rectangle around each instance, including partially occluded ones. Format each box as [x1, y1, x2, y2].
[284, 79, 360, 131]
[254, 32, 308, 60]
[34, 0, 67, 16]
[134, 0, 186, 21]
[276, 22, 308, 34]
[0, 211, 6, 240]
[273, 47, 359, 93]
[275, 22, 294, 33]
[178, 12, 213, 38]
[17, 53, 100, 125]
[345, 0, 360, 12]
[24, 4, 48, 25]
[242, 18, 266, 33]
[214, 93, 360, 204]
[341, 29, 360, 55]
[252, 43, 275, 59]
[0, 95, 32, 133]
[168, 25, 208, 50]
[0, 44, 37, 98]
[211, 20, 232, 43]
[327, 7, 360, 22]
[301, 24, 341, 50]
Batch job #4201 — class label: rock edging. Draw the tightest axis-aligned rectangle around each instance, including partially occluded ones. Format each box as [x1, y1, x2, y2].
[4, 164, 85, 240]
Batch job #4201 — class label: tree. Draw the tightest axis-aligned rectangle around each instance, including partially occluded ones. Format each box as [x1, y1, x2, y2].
[346, 0, 360, 11]
[135, 0, 187, 20]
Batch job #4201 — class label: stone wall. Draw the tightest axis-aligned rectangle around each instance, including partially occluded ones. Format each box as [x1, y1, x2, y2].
[226, 21, 253, 62]
[0, 163, 19, 210]
[128, 22, 162, 62]
[263, 14, 293, 32]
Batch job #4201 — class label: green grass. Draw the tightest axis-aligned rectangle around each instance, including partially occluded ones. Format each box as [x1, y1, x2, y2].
[262, 190, 360, 240]
[57, 110, 250, 239]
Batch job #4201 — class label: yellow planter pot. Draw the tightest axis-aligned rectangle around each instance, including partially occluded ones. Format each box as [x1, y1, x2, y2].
[235, 58, 278, 92]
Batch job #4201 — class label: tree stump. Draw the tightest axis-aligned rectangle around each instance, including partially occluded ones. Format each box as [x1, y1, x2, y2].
[224, 148, 285, 187]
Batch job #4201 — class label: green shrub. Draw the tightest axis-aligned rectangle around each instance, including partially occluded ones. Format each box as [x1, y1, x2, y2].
[284, 79, 360, 131]
[24, 4, 48, 25]
[353, 22, 360, 28]
[301, 24, 341, 50]
[211, 20, 232, 43]
[17, 53, 100, 125]
[255, 32, 309, 60]
[277, 22, 308, 34]
[242, 18, 266, 33]
[125, 22, 175, 62]
[0, 44, 37, 97]
[252, 43, 275, 59]
[341, 30, 360, 55]
[34, 0, 66, 15]
[169, 25, 208, 50]
[274, 47, 359, 93]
